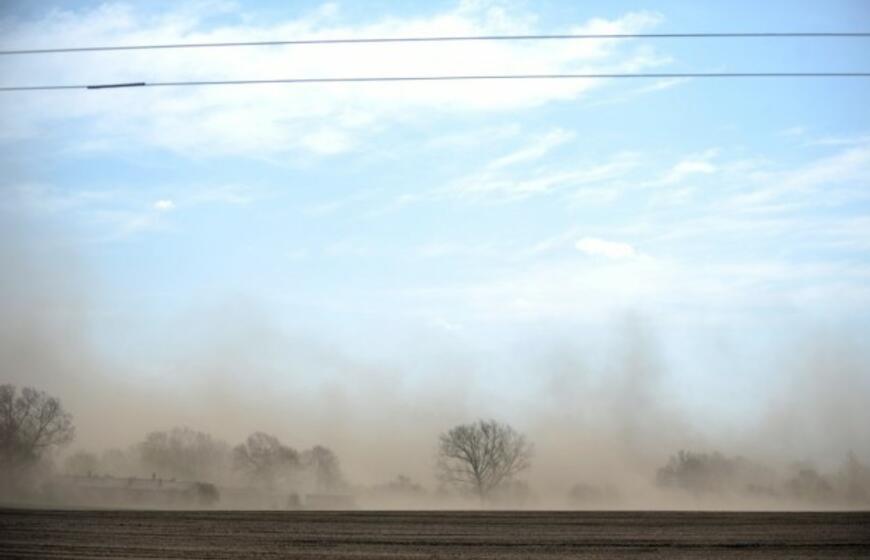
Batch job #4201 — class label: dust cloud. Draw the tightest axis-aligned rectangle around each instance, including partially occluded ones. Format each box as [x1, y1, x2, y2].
[2, 215, 869, 510]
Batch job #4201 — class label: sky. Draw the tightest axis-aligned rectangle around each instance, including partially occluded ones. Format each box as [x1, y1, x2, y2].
[1, 1, 869, 486]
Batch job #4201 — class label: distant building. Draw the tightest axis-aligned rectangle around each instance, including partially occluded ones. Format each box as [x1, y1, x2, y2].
[49, 474, 219, 508]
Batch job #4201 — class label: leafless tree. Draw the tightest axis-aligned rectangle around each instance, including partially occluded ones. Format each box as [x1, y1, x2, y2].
[301, 445, 344, 491]
[138, 426, 229, 481]
[436, 419, 532, 500]
[0, 384, 74, 472]
[233, 432, 299, 488]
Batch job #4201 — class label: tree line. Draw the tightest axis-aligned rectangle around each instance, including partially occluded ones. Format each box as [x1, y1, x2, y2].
[3, 383, 869, 506]
[1, 385, 348, 496]
[1, 384, 534, 502]
[65, 427, 347, 494]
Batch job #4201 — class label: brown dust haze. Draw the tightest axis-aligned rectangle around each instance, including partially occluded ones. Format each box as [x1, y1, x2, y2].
[2, 214, 869, 510]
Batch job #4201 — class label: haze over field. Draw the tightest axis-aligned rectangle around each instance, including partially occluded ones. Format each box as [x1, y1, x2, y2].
[1, 1, 869, 509]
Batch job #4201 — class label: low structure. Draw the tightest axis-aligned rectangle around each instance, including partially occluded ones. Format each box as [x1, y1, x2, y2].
[48, 474, 219, 508]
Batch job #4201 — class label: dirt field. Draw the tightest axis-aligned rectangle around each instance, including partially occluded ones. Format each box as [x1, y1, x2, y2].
[1, 509, 868, 559]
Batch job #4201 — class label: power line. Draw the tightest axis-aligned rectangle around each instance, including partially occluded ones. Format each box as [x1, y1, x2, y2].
[1, 32, 869, 56]
[2, 72, 869, 92]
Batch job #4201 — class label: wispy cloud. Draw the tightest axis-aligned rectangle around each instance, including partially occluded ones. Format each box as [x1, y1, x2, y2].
[487, 129, 574, 170]
[436, 145, 639, 202]
[2, 181, 263, 240]
[589, 76, 688, 107]
[425, 124, 521, 151]
[92, 204, 176, 239]
[644, 149, 718, 187]
[396, 250, 870, 324]
[804, 133, 870, 148]
[726, 143, 870, 211]
[0, 2, 668, 159]
[575, 237, 639, 259]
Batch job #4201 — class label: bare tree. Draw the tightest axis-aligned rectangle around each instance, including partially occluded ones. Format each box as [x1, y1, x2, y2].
[0, 384, 74, 472]
[233, 432, 299, 488]
[301, 445, 344, 492]
[436, 419, 532, 500]
[138, 427, 229, 482]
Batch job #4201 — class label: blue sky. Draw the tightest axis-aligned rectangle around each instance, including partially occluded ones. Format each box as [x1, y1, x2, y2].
[1, 1, 869, 472]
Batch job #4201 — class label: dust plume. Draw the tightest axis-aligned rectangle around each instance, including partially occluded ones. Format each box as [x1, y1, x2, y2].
[1, 214, 869, 510]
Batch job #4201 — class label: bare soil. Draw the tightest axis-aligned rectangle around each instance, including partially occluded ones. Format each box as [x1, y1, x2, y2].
[1, 509, 868, 559]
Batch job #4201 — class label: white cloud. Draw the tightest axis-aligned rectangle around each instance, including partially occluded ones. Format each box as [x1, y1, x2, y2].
[425, 124, 521, 151]
[667, 159, 716, 181]
[589, 76, 688, 107]
[487, 129, 574, 169]
[805, 134, 870, 147]
[397, 251, 870, 324]
[0, 2, 667, 159]
[85, 206, 175, 239]
[440, 149, 639, 201]
[647, 149, 718, 186]
[575, 237, 638, 259]
[1, 181, 263, 241]
[726, 143, 870, 210]
[399, 255, 672, 322]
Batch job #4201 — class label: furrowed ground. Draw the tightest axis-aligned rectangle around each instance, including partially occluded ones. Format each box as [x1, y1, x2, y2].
[0, 509, 868, 559]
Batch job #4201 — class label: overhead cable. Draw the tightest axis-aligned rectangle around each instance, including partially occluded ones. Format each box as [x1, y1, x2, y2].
[2, 32, 869, 56]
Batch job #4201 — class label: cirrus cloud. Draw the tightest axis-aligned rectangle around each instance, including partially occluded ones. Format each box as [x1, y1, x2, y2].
[575, 237, 638, 259]
[0, 2, 667, 159]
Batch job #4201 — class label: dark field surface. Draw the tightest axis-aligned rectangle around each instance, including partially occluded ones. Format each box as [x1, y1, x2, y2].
[1, 509, 869, 559]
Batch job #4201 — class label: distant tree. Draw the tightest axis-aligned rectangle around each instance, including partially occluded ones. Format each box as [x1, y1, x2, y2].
[138, 427, 228, 482]
[0, 384, 75, 472]
[786, 466, 835, 503]
[301, 445, 344, 492]
[656, 450, 737, 494]
[64, 450, 99, 476]
[233, 432, 299, 488]
[436, 419, 532, 501]
[839, 452, 870, 504]
[656, 450, 775, 497]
